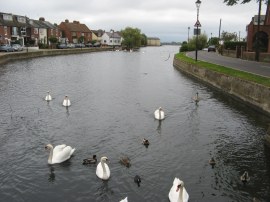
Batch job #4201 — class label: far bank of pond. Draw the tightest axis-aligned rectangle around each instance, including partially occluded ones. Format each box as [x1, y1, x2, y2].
[0, 47, 112, 65]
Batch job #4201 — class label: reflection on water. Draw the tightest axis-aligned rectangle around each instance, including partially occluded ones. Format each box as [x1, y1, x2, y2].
[0, 46, 269, 202]
[48, 166, 56, 182]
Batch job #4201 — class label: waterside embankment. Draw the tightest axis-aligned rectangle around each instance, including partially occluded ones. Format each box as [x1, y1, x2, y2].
[173, 55, 270, 117]
[0, 47, 112, 65]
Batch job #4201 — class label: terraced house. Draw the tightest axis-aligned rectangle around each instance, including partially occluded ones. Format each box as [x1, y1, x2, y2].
[58, 19, 92, 44]
[0, 12, 61, 47]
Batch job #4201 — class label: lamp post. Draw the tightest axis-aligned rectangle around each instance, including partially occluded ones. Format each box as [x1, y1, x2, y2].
[195, 0, 201, 62]
[188, 27, 190, 42]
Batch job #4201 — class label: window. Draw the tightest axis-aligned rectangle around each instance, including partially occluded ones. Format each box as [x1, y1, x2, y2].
[17, 16, 26, 23]
[81, 33, 84, 36]
[3, 14, 12, 21]
[72, 32, 76, 37]
[4, 26, 8, 35]
[34, 28, 38, 34]
[12, 27, 18, 35]
[51, 29, 54, 36]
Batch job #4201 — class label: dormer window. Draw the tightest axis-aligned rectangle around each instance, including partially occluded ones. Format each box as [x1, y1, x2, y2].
[17, 16, 26, 23]
[3, 14, 12, 21]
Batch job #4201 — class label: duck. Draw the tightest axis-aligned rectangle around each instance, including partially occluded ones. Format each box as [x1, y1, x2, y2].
[62, 95, 71, 107]
[193, 92, 200, 103]
[96, 156, 110, 180]
[82, 155, 97, 165]
[142, 138, 150, 146]
[134, 175, 141, 187]
[154, 107, 165, 120]
[45, 91, 52, 101]
[168, 177, 189, 202]
[119, 156, 131, 168]
[209, 157, 216, 168]
[240, 171, 250, 183]
[45, 144, 75, 164]
[119, 197, 128, 202]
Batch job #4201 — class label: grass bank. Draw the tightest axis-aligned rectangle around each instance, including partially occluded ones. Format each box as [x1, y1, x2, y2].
[175, 52, 270, 87]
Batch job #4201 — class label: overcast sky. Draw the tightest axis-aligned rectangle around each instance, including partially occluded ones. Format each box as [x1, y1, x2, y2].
[1, 0, 266, 42]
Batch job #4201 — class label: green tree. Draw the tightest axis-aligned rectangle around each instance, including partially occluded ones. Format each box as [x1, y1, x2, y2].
[223, 0, 268, 5]
[49, 36, 58, 49]
[188, 33, 208, 51]
[221, 31, 237, 42]
[208, 37, 219, 46]
[141, 33, 147, 47]
[121, 27, 142, 49]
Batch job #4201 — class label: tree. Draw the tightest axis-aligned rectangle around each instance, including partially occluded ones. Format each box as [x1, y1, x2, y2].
[141, 33, 147, 47]
[223, 0, 268, 5]
[121, 27, 142, 49]
[208, 37, 219, 46]
[188, 33, 208, 50]
[49, 36, 58, 49]
[221, 31, 238, 42]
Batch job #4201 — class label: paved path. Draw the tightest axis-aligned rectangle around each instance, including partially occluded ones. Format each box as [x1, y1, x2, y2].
[186, 51, 270, 78]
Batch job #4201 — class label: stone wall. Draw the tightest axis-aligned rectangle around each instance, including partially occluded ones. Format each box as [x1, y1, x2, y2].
[173, 56, 270, 117]
[0, 47, 111, 65]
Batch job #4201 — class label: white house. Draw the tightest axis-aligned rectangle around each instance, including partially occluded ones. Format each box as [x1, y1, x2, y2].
[101, 32, 122, 47]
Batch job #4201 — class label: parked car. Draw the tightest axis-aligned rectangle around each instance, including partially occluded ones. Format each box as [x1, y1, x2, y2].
[208, 45, 216, 52]
[57, 44, 67, 49]
[0, 44, 14, 52]
[85, 43, 93, 47]
[75, 43, 85, 48]
[93, 42, 101, 47]
[67, 43, 75, 48]
[12, 44, 23, 51]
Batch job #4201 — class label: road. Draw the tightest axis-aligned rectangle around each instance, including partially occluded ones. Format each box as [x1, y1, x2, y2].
[186, 51, 270, 78]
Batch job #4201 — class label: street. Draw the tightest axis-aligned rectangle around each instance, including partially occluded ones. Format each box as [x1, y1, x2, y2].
[187, 51, 270, 78]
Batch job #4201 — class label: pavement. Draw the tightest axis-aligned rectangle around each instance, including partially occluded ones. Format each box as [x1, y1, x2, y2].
[186, 51, 270, 78]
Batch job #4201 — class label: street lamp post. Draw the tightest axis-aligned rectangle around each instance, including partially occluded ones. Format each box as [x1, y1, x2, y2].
[188, 27, 190, 42]
[195, 0, 201, 62]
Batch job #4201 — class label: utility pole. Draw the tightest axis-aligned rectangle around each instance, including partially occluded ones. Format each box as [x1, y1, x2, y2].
[218, 18, 222, 41]
[255, 0, 262, 62]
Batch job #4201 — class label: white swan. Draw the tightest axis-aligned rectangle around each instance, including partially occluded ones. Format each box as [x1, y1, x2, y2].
[45, 144, 75, 164]
[45, 91, 52, 101]
[96, 156, 110, 180]
[154, 107, 165, 120]
[119, 197, 128, 202]
[168, 177, 189, 202]
[62, 95, 71, 107]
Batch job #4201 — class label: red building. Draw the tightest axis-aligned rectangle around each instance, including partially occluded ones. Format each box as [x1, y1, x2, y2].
[246, 3, 270, 53]
[58, 19, 92, 44]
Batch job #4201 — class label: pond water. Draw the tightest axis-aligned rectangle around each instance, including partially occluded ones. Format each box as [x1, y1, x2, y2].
[0, 46, 269, 202]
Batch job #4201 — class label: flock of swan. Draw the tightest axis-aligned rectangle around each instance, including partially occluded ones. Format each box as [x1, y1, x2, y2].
[43, 91, 251, 202]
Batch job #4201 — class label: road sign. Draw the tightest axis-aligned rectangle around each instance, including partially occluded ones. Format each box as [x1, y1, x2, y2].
[194, 20, 202, 27]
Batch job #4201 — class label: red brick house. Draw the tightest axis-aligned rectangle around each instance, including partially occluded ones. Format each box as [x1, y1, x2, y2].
[246, 3, 270, 52]
[58, 19, 92, 44]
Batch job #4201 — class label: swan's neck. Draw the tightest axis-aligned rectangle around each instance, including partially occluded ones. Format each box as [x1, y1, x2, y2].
[159, 109, 161, 119]
[101, 161, 107, 178]
[48, 148, 53, 164]
[178, 187, 183, 202]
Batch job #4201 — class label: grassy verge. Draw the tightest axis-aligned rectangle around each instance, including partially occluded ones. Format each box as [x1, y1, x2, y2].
[175, 52, 270, 87]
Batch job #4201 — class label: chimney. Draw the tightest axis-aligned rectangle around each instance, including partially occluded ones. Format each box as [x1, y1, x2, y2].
[39, 17, 45, 21]
[65, 19, 69, 23]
